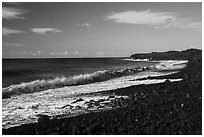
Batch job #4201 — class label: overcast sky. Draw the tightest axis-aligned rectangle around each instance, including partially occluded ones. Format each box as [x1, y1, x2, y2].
[2, 2, 202, 58]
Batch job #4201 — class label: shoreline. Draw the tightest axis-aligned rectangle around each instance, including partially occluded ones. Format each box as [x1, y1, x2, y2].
[2, 49, 202, 135]
[2, 60, 185, 129]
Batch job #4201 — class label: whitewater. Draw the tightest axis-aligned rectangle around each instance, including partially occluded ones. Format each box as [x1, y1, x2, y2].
[2, 67, 148, 99]
[2, 59, 188, 129]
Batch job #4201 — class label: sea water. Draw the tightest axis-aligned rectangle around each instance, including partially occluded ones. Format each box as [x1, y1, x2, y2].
[2, 58, 187, 129]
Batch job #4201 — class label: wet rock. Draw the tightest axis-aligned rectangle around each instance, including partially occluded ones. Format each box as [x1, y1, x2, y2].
[108, 95, 115, 100]
[37, 115, 50, 125]
[97, 105, 104, 109]
[86, 101, 95, 109]
[72, 98, 84, 104]
[17, 106, 24, 109]
[84, 101, 89, 105]
[116, 97, 125, 106]
[89, 100, 95, 102]
[62, 104, 71, 109]
[119, 97, 125, 101]
[164, 79, 172, 86]
[98, 99, 106, 102]
[75, 105, 82, 109]
[94, 101, 100, 106]
[31, 104, 40, 110]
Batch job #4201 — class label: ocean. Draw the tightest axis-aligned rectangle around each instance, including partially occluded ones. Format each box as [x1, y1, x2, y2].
[3, 58, 155, 88]
[2, 58, 187, 129]
[2, 58, 157, 96]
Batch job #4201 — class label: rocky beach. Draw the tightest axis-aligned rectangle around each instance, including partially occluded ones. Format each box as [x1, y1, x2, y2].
[2, 48, 202, 135]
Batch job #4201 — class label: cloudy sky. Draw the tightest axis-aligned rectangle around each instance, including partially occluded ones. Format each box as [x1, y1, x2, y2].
[2, 2, 202, 58]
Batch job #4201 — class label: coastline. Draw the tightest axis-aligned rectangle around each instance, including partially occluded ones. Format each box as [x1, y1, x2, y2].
[2, 49, 202, 135]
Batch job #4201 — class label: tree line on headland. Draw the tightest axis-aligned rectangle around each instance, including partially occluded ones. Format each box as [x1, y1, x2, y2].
[131, 48, 201, 61]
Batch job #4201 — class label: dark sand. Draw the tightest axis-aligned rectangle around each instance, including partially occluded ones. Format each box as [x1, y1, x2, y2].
[2, 49, 202, 135]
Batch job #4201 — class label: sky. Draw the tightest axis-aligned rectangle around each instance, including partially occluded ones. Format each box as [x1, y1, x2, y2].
[2, 2, 202, 58]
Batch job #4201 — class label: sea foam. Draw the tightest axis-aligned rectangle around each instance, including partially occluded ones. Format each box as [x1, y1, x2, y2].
[2, 71, 182, 129]
[3, 66, 149, 99]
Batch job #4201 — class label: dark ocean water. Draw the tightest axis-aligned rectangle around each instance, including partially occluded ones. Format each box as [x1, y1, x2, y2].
[2, 58, 156, 88]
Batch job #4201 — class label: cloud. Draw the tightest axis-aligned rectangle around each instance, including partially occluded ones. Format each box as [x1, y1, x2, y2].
[77, 23, 91, 27]
[50, 51, 68, 56]
[7, 51, 38, 56]
[72, 51, 79, 55]
[2, 7, 29, 20]
[96, 51, 105, 56]
[155, 19, 201, 29]
[3, 42, 28, 47]
[107, 9, 175, 25]
[3, 27, 25, 36]
[8, 50, 15, 55]
[32, 50, 41, 56]
[31, 28, 62, 35]
[106, 9, 201, 29]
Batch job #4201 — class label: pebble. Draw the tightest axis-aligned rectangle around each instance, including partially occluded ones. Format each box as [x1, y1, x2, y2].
[165, 79, 172, 83]
[86, 122, 101, 134]
[186, 93, 190, 98]
[117, 127, 126, 132]
[178, 110, 186, 120]
[17, 106, 24, 109]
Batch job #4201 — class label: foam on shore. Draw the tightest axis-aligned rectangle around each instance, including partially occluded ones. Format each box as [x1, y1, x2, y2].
[125, 59, 188, 70]
[123, 58, 150, 62]
[2, 60, 188, 129]
[2, 70, 181, 129]
[154, 60, 188, 70]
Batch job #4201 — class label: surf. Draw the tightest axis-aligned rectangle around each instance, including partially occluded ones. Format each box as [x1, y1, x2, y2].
[2, 65, 152, 99]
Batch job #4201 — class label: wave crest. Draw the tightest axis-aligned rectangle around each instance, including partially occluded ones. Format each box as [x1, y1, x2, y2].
[3, 67, 149, 99]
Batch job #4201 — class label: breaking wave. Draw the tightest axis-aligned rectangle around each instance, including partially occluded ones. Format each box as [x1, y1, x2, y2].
[123, 58, 150, 62]
[2, 66, 152, 99]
